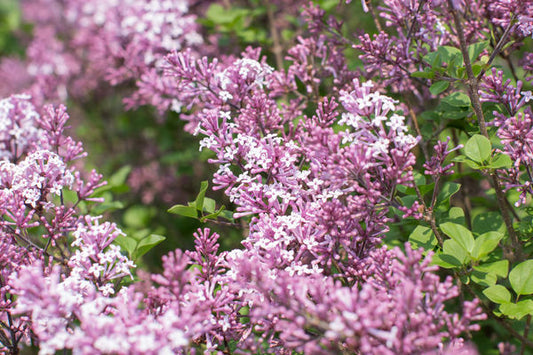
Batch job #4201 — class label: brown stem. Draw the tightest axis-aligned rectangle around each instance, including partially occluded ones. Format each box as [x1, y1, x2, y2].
[452, 130, 472, 230]
[266, 2, 284, 71]
[364, 0, 382, 32]
[414, 183, 444, 246]
[407, 106, 428, 160]
[521, 315, 532, 355]
[477, 17, 517, 81]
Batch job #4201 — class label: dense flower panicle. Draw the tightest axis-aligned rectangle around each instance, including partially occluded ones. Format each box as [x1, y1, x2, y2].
[485, 0, 533, 38]
[0, 1, 496, 353]
[222, 246, 484, 354]
[479, 68, 529, 116]
[479, 66, 533, 206]
[163, 41, 482, 351]
[0, 94, 136, 353]
[7, 0, 203, 107]
[492, 107, 533, 206]
[10, 262, 200, 355]
[0, 94, 43, 161]
[424, 137, 462, 177]
[522, 52, 533, 82]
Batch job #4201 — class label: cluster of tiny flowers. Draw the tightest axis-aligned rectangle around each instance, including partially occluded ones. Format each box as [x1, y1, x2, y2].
[221, 246, 484, 354]
[480, 68, 533, 206]
[0, 94, 42, 161]
[353, 0, 532, 105]
[424, 137, 463, 177]
[0, 94, 139, 353]
[4, 0, 202, 106]
[1, 0, 206, 205]
[162, 38, 483, 351]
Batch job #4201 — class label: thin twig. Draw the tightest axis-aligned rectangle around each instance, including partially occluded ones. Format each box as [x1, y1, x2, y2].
[414, 183, 444, 246]
[521, 315, 531, 355]
[477, 17, 517, 81]
[364, 0, 382, 32]
[266, 2, 284, 71]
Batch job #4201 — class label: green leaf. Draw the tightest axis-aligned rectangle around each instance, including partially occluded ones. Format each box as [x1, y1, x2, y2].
[441, 239, 469, 267]
[436, 182, 461, 208]
[205, 4, 242, 24]
[474, 260, 509, 278]
[490, 153, 512, 169]
[431, 253, 459, 269]
[471, 270, 497, 286]
[123, 206, 152, 228]
[468, 41, 490, 62]
[167, 204, 198, 218]
[411, 70, 435, 79]
[109, 165, 132, 187]
[447, 53, 463, 77]
[423, 51, 441, 67]
[438, 46, 462, 63]
[441, 92, 471, 107]
[440, 222, 474, 253]
[471, 231, 504, 261]
[429, 81, 450, 95]
[509, 260, 533, 296]
[134, 234, 166, 260]
[464, 134, 491, 163]
[113, 235, 137, 258]
[203, 197, 217, 214]
[471, 64, 483, 77]
[500, 300, 533, 320]
[195, 181, 209, 211]
[294, 75, 307, 95]
[472, 212, 505, 235]
[408, 225, 437, 251]
[201, 205, 227, 222]
[444, 206, 465, 225]
[91, 200, 124, 215]
[483, 285, 511, 304]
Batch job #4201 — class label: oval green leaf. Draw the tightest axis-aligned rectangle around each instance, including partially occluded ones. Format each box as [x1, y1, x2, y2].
[464, 134, 491, 163]
[440, 222, 474, 253]
[509, 260, 533, 296]
[471, 231, 504, 261]
[430, 81, 450, 95]
[483, 284, 511, 304]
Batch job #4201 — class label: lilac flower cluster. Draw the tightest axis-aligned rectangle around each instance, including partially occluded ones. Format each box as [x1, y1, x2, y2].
[159, 43, 484, 351]
[0, 94, 136, 353]
[355, 0, 533, 106]
[0, 1, 499, 353]
[5, 0, 202, 107]
[480, 68, 533, 206]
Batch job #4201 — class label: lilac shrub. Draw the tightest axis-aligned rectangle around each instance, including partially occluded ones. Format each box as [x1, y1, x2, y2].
[0, 95, 224, 354]
[8, 0, 533, 353]
[0, 94, 132, 353]
[158, 34, 484, 350]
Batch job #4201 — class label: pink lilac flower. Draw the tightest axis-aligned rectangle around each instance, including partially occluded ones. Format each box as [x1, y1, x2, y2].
[8, 0, 203, 107]
[0, 94, 135, 352]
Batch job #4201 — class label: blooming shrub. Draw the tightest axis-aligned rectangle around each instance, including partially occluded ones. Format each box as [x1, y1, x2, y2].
[2, 0, 533, 353]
